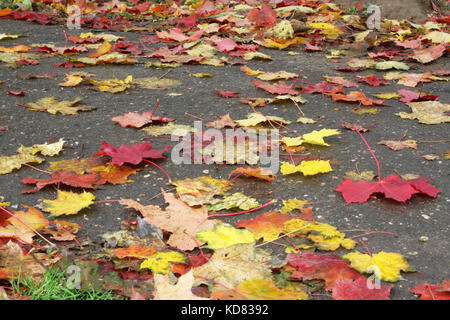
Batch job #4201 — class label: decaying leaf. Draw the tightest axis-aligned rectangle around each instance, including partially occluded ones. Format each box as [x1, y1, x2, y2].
[22, 96, 94, 115]
[396, 101, 450, 124]
[378, 140, 418, 151]
[212, 278, 309, 300]
[193, 244, 273, 288]
[154, 269, 208, 300]
[121, 191, 217, 251]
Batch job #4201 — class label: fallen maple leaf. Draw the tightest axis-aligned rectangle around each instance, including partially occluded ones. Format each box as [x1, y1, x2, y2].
[411, 44, 447, 64]
[114, 245, 156, 260]
[325, 76, 360, 88]
[330, 91, 384, 106]
[93, 141, 171, 166]
[355, 74, 388, 86]
[41, 190, 95, 216]
[248, 4, 277, 28]
[154, 269, 208, 300]
[141, 251, 187, 275]
[22, 171, 100, 193]
[196, 225, 255, 250]
[280, 160, 333, 176]
[229, 167, 276, 182]
[121, 191, 217, 251]
[341, 122, 369, 132]
[396, 101, 450, 124]
[89, 41, 112, 58]
[287, 253, 362, 291]
[236, 211, 291, 242]
[378, 139, 417, 151]
[335, 174, 441, 203]
[193, 243, 273, 288]
[252, 80, 298, 95]
[212, 278, 309, 300]
[205, 114, 237, 129]
[410, 282, 450, 300]
[214, 89, 238, 98]
[20, 96, 95, 115]
[112, 111, 173, 128]
[343, 251, 411, 282]
[332, 277, 393, 300]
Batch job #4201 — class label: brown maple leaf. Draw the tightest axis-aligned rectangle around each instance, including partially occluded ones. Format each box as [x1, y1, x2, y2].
[206, 114, 237, 129]
[120, 191, 217, 251]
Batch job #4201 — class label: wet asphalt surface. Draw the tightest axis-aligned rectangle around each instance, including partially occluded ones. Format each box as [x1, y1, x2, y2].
[0, 19, 448, 300]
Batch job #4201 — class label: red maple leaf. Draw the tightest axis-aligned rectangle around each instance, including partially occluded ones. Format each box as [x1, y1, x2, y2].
[410, 282, 450, 300]
[355, 74, 389, 86]
[69, 36, 102, 44]
[247, 4, 277, 27]
[301, 81, 344, 95]
[216, 39, 238, 52]
[112, 41, 143, 55]
[13, 11, 54, 25]
[22, 171, 100, 193]
[334, 174, 441, 203]
[286, 253, 362, 291]
[332, 277, 393, 300]
[252, 80, 299, 95]
[93, 141, 171, 166]
[330, 91, 385, 106]
[326, 76, 360, 88]
[214, 89, 239, 98]
[177, 14, 197, 29]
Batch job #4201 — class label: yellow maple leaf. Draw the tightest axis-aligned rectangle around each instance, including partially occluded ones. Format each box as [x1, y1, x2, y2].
[241, 65, 265, 76]
[261, 37, 306, 50]
[41, 190, 95, 216]
[280, 160, 332, 176]
[140, 251, 187, 274]
[309, 23, 343, 39]
[0, 149, 44, 175]
[302, 128, 341, 146]
[88, 75, 132, 93]
[236, 113, 291, 127]
[17, 139, 65, 157]
[24, 96, 94, 115]
[308, 234, 356, 251]
[343, 251, 411, 282]
[279, 198, 312, 214]
[196, 224, 255, 250]
[373, 92, 401, 99]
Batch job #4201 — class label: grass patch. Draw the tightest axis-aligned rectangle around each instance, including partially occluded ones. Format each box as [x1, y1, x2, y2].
[10, 266, 121, 300]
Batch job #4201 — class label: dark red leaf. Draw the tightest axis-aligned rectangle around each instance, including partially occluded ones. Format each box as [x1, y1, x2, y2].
[22, 171, 100, 193]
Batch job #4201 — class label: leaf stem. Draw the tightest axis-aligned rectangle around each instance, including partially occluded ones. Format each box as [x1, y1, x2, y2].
[143, 159, 172, 182]
[352, 126, 381, 181]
